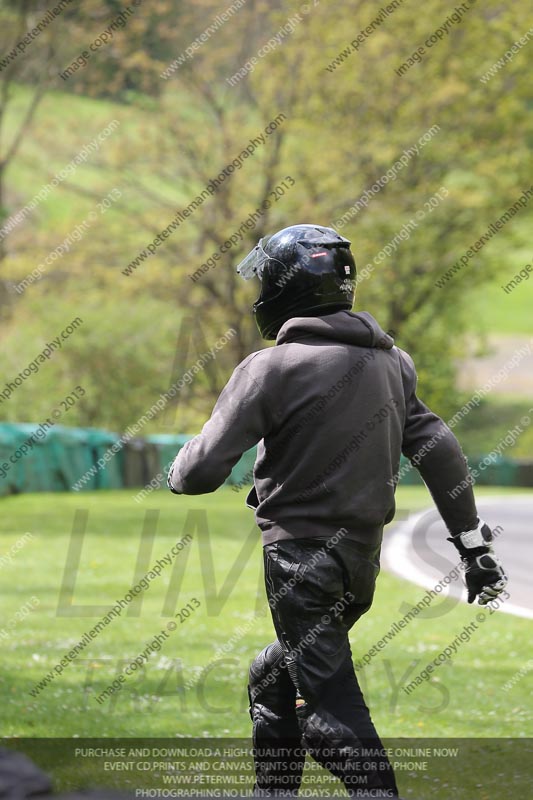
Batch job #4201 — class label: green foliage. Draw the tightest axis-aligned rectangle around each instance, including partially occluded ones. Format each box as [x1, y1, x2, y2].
[252, 0, 533, 415]
[0, 0, 532, 429]
[453, 397, 533, 459]
[0, 281, 219, 432]
[470, 274, 533, 335]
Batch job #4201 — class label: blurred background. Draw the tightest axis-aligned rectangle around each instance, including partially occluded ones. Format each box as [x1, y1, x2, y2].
[0, 0, 532, 771]
[0, 0, 531, 448]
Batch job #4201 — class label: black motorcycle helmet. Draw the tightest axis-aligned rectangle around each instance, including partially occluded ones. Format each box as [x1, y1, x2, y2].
[236, 224, 356, 339]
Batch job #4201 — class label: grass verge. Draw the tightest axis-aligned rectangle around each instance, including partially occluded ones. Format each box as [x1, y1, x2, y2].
[0, 487, 530, 796]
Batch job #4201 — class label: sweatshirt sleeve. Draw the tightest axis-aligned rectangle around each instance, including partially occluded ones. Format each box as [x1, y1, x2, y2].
[398, 349, 478, 534]
[168, 360, 271, 495]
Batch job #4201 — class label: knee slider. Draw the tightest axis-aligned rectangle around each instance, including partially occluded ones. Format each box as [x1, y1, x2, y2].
[249, 641, 285, 707]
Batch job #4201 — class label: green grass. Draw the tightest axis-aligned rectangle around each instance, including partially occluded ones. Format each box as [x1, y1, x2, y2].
[1, 486, 531, 795]
[1, 486, 530, 737]
[469, 267, 533, 336]
[3, 85, 192, 254]
[4, 86, 128, 224]
[0, 487, 533, 800]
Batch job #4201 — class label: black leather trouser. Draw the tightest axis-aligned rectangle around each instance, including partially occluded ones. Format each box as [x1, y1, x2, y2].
[248, 536, 399, 798]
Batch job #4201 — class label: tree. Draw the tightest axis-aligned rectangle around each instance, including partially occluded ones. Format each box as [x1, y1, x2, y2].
[245, 0, 533, 413]
[2, 0, 532, 429]
[0, 0, 59, 317]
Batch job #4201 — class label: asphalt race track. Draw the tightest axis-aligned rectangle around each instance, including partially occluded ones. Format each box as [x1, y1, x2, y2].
[382, 495, 533, 619]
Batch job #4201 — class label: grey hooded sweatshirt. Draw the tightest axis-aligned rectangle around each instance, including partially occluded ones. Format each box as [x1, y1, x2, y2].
[168, 311, 478, 546]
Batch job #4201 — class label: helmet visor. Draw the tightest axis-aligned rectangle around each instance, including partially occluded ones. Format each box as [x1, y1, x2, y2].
[236, 237, 271, 280]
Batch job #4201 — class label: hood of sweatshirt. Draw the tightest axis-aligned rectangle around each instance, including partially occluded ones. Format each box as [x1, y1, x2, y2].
[275, 310, 394, 350]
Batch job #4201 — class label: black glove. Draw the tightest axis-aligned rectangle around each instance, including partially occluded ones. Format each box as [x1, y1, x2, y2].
[448, 519, 507, 605]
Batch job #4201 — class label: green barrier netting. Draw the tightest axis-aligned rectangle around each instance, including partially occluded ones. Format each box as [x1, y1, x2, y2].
[48, 426, 94, 492]
[1, 422, 56, 494]
[144, 435, 257, 488]
[0, 423, 25, 496]
[372, 455, 525, 489]
[469, 455, 520, 487]
[144, 433, 193, 482]
[227, 446, 257, 486]
[516, 460, 533, 487]
[397, 454, 424, 486]
[84, 428, 124, 490]
[122, 438, 159, 489]
[1, 423, 532, 497]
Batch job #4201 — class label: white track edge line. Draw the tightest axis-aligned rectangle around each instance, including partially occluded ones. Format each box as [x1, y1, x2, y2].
[383, 499, 533, 620]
